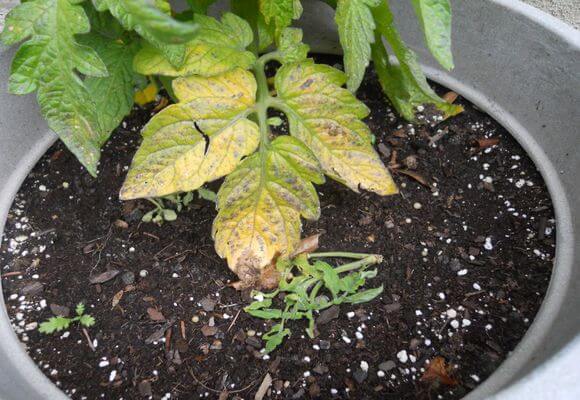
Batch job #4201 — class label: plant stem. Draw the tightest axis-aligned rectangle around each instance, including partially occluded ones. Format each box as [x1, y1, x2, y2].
[253, 59, 272, 149]
[309, 252, 381, 260]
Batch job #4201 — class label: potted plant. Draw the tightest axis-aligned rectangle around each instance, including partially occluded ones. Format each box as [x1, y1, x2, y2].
[0, 0, 579, 399]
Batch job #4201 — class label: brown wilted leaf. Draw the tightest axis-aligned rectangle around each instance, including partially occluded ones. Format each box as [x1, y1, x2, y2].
[421, 356, 458, 386]
[259, 263, 281, 290]
[473, 137, 500, 150]
[111, 289, 125, 308]
[90, 269, 120, 284]
[395, 169, 431, 187]
[290, 234, 320, 258]
[147, 307, 166, 321]
[443, 91, 459, 104]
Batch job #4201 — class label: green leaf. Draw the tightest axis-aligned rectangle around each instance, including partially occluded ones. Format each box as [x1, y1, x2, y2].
[213, 136, 324, 277]
[257, 14, 275, 51]
[371, 1, 462, 120]
[259, 0, 302, 40]
[142, 210, 154, 222]
[246, 308, 283, 319]
[314, 261, 341, 298]
[263, 324, 291, 353]
[278, 28, 309, 63]
[79, 314, 96, 328]
[182, 191, 194, 205]
[267, 116, 283, 127]
[120, 68, 259, 199]
[93, 0, 192, 67]
[186, 0, 216, 14]
[133, 13, 256, 77]
[198, 187, 217, 203]
[38, 316, 71, 334]
[245, 298, 273, 311]
[95, 0, 198, 44]
[275, 60, 398, 196]
[83, 3, 125, 40]
[345, 285, 383, 304]
[75, 302, 85, 316]
[80, 33, 140, 134]
[162, 209, 177, 221]
[2, 0, 112, 176]
[335, 0, 380, 91]
[411, 0, 454, 70]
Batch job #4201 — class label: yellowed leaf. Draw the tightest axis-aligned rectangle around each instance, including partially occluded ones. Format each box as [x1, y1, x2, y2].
[275, 61, 398, 196]
[134, 82, 158, 106]
[133, 13, 256, 77]
[213, 136, 324, 282]
[120, 68, 259, 200]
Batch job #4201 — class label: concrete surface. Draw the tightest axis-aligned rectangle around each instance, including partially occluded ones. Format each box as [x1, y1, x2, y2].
[525, 0, 579, 28]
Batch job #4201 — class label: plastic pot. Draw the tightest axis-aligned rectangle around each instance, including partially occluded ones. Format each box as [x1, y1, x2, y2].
[1, 0, 579, 398]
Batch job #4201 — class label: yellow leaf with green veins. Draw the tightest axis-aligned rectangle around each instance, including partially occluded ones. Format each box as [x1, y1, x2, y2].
[120, 68, 259, 200]
[275, 61, 398, 196]
[133, 13, 256, 77]
[213, 136, 324, 280]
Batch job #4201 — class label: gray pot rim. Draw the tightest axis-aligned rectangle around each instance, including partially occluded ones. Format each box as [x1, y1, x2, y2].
[1, 1, 579, 399]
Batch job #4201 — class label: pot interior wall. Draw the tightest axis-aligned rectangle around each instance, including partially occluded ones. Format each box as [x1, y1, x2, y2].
[1, 1, 579, 399]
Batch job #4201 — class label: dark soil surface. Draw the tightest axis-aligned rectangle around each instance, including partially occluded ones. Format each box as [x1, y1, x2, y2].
[1, 59, 555, 400]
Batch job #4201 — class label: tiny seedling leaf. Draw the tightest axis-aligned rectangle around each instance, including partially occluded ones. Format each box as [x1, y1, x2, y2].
[75, 302, 85, 316]
[38, 316, 72, 334]
[162, 209, 178, 221]
[79, 314, 96, 328]
[198, 188, 217, 203]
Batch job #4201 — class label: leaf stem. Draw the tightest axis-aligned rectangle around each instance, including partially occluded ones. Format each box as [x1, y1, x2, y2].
[257, 51, 282, 65]
[334, 255, 383, 274]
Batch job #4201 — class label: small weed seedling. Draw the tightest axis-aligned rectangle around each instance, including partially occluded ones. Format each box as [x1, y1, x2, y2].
[142, 188, 216, 224]
[246, 252, 384, 353]
[142, 192, 193, 224]
[38, 303, 95, 334]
